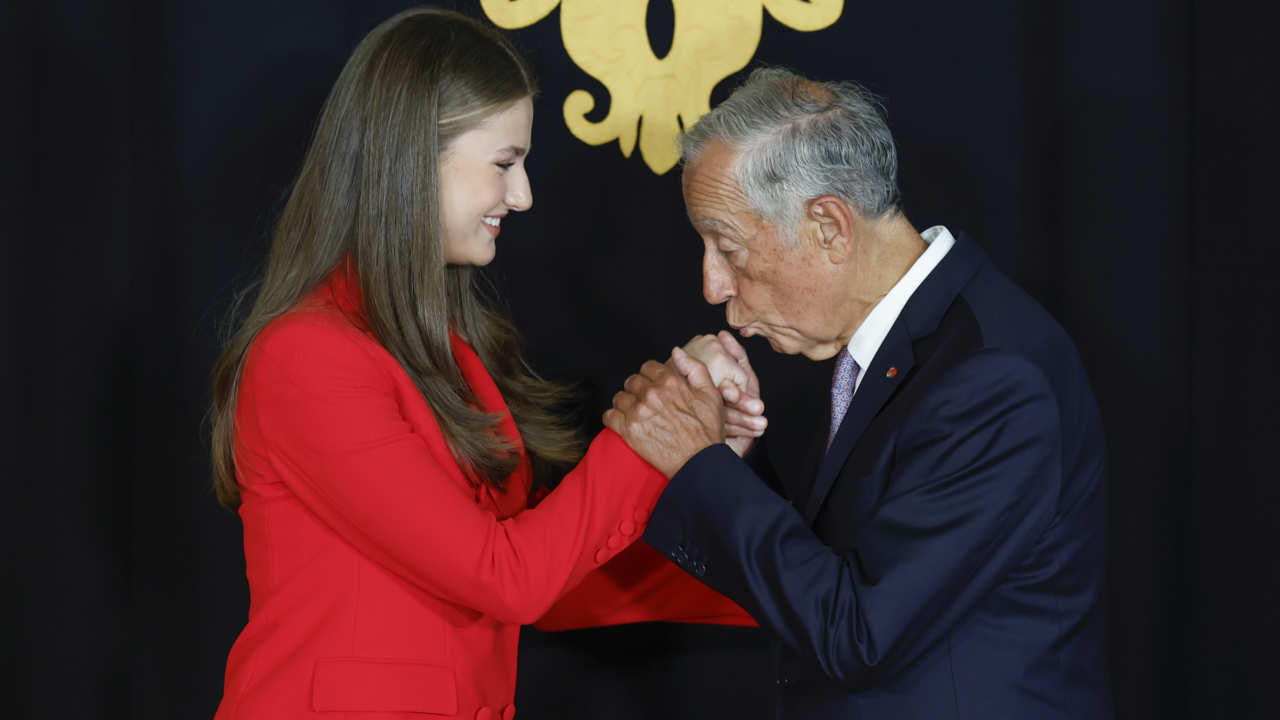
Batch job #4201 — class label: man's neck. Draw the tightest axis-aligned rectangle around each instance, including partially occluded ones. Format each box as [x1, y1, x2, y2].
[836, 215, 926, 346]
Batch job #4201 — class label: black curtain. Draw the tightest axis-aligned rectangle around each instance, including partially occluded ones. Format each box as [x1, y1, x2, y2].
[8, 1, 1276, 718]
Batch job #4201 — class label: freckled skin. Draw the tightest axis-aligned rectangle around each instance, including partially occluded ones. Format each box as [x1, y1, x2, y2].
[681, 140, 928, 361]
[604, 137, 926, 468]
[606, 138, 930, 470]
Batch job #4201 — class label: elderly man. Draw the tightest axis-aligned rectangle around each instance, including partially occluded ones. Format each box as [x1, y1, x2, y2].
[604, 68, 1113, 718]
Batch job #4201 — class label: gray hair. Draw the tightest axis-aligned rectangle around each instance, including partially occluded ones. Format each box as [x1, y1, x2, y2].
[680, 67, 900, 240]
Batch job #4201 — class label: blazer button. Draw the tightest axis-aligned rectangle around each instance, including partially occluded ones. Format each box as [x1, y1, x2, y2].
[607, 534, 623, 549]
[619, 520, 636, 536]
[775, 676, 792, 687]
[501, 704, 516, 720]
[476, 707, 494, 720]
[594, 547, 609, 564]
[693, 561, 707, 576]
[633, 508, 649, 523]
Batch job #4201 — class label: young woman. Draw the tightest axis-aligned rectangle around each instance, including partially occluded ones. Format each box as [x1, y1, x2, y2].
[209, 8, 755, 719]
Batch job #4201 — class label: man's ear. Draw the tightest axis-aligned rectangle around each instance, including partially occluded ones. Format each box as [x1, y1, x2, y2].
[807, 195, 856, 264]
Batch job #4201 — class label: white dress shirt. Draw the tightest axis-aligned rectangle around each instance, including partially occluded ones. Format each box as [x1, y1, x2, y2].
[846, 225, 955, 395]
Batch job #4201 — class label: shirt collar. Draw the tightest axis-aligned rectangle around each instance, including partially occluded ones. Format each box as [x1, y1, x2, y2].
[846, 225, 955, 393]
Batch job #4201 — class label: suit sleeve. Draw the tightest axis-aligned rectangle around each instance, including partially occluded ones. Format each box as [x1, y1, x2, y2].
[640, 351, 1062, 689]
[239, 317, 670, 626]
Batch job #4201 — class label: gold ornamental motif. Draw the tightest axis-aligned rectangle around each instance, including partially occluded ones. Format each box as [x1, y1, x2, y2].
[481, 0, 844, 174]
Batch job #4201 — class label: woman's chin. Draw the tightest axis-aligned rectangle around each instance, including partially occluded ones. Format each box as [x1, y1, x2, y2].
[446, 243, 497, 267]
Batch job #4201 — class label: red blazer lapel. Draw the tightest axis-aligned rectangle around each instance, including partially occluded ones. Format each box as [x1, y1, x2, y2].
[449, 330, 532, 517]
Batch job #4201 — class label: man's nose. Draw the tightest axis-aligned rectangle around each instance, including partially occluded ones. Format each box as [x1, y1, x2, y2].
[702, 253, 735, 305]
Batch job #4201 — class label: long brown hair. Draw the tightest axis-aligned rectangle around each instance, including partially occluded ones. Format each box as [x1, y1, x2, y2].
[210, 7, 582, 509]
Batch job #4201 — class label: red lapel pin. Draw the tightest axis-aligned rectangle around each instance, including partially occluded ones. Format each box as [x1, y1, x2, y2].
[886, 367, 898, 378]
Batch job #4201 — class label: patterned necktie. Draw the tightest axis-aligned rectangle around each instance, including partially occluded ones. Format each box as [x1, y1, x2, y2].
[828, 348, 859, 449]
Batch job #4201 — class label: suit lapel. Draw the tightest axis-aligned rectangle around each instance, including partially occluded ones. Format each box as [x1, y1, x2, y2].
[799, 231, 987, 525]
[802, 324, 915, 524]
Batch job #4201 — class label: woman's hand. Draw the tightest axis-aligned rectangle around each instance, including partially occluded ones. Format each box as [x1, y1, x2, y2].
[670, 331, 766, 457]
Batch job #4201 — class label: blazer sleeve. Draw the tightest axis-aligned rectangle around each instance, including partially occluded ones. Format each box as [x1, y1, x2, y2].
[238, 316, 670, 626]
[640, 350, 1062, 689]
[534, 541, 756, 630]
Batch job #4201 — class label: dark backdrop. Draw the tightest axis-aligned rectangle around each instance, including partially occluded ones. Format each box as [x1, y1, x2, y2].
[7, 1, 1278, 718]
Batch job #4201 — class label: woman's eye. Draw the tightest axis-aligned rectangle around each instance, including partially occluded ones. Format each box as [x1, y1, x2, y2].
[496, 161, 515, 170]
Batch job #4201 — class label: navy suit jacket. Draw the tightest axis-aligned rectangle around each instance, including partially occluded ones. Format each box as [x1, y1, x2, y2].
[644, 233, 1112, 719]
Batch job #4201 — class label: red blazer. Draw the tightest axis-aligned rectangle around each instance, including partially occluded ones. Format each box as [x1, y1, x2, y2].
[216, 265, 751, 720]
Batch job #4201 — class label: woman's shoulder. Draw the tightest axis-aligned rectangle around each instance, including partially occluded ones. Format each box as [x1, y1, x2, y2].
[246, 295, 386, 388]
[260, 292, 362, 343]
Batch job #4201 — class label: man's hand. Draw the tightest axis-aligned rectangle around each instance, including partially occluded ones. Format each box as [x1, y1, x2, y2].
[603, 355, 725, 478]
[675, 331, 765, 457]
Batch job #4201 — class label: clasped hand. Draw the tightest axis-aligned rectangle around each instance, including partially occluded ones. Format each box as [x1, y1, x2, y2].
[603, 331, 766, 478]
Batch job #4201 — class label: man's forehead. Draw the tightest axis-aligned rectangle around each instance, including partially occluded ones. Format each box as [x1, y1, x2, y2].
[683, 140, 739, 181]
[684, 187, 756, 234]
[690, 215, 735, 233]
[683, 153, 750, 211]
